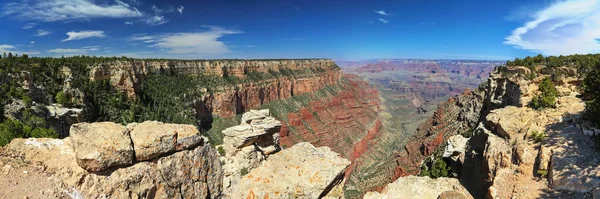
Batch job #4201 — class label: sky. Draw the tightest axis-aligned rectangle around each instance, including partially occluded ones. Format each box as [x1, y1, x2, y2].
[0, 0, 599, 60]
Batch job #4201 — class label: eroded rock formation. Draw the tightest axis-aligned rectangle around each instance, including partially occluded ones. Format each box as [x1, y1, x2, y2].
[225, 142, 350, 199]
[0, 122, 222, 199]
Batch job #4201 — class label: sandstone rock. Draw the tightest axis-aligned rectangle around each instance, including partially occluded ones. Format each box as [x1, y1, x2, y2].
[3, 131, 222, 198]
[483, 132, 512, 183]
[537, 145, 551, 172]
[69, 122, 133, 172]
[363, 176, 473, 199]
[225, 142, 349, 199]
[442, 135, 469, 160]
[240, 109, 271, 125]
[128, 121, 203, 161]
[485, 106, 538, 139]
[220, 109, 283, 192]
[438, 190, 469, 199]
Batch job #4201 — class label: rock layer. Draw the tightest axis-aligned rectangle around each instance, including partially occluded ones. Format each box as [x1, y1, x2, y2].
[225, 142, 350, 199]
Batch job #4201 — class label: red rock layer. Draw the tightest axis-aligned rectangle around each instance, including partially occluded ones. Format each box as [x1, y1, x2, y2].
[196, 68, 342, 118]
[390, 89, 482, 179]
[89, 59, 342, 119]
[278, 74, 382, 161]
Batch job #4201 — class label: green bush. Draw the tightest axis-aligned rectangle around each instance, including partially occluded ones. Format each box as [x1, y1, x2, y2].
[240, 167, 249, 176]
[419, 157, 451, 179]
[529, 131, 547, 143]
[529, 77, 558, 110]
[217, 146, 226, 156]
[536, 169, 548, 177]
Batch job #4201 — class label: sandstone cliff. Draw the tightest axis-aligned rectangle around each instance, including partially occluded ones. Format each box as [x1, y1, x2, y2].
[380, 65, 599, 199]
[89, 59, 342, 119]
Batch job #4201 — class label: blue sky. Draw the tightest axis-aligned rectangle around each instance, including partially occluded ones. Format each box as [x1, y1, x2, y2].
[1, 0, 599, 60]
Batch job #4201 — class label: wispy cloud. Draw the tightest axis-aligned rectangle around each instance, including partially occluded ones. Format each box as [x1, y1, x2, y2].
[0, 44, 40, 55]
[140, 26, 242, 55]
[146, 16, 167, 26]
[36, 29, 51, 36]
[177, 6, 184, 15]
[28, 41, 35, 47]
[130, 34, 155, 43]
[375, 10, 389, 16]
[1, 0, 143, 22]
[504, 0, 600, 55]
[378, 18, 389, 24]
[22, 23, 36, 29]
[62, 30, 105, 42]
[125, 21, 134, 25]
[48, 46, 100, 54]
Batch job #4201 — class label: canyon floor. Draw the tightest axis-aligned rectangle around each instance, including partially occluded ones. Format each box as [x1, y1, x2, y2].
[339, 59, 499, 196]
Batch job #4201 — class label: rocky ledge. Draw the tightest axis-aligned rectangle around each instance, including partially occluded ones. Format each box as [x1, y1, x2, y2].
[364, 176, 473, 199]
[225, 142, 350, 199]
[0, 121, 222, 198]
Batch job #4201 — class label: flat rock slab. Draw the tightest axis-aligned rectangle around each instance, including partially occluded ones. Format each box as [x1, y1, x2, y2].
[363, 176, 474, 199]
[70, 122, 133, 172]
[226, 142, 350, 199]
[129, 121, 202, 161]
[549, 126, 600, 193]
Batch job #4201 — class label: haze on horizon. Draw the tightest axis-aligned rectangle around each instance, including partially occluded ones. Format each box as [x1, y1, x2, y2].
[1, 0, 599, 61]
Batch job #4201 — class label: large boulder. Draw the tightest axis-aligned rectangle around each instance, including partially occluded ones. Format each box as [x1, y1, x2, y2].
[225, 142, 350, 199]
[2, 125, 222, 198]
[128, 121, 203, 161]
[485, 106, 540, 139]
[69, 122, 134, 172]
[363, 176, 473, 199]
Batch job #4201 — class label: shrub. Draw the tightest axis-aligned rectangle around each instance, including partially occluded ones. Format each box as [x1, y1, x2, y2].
[419, 157, 451, 179]
[240, 167, 249, 176]
[529, 131, 547, 143]
[217, 146, 226, 156]
[536, 169, 548, 177]
[430, 158, 450, 179]
[529, 77, 558, 110]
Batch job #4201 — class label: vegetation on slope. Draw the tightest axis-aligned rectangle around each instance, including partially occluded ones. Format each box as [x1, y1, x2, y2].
[0, 54, 334, 146]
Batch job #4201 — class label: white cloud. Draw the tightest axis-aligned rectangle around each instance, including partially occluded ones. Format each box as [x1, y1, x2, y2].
[375, 10, 388, 16]
[504, 0, 600, 55]
[130, 35, 155, 43]
[2, 0, 143, 22]
[62, 30, 105, 42]
[48, 46, 100, 54]
[146, 15, 167, 26]
[28, 41, 35, 47]
[142, 26, 242, 55]
[36, 29, 51, 36]
[177, 6, 184, 15]
[125, 21, 134, 25]
[22, 23, 36, 29]
[378, 18, 389, 24]
[0, 44, 40, 55]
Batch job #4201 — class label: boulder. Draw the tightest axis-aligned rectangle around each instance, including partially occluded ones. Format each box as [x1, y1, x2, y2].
[240, 109, 271, 125]
[442, 135, 469, 160]
[483, 133, 512, 183]
[485, 106, 538, 139]
[69, 122, 133, 172]
[225, 142, 350, 199]
[128, 121, 203, 161]
[363, 176, 473, 199]
[2, 130, 222, 198]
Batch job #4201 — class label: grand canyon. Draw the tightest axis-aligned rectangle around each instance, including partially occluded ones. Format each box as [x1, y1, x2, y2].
[2, 0, 600, 199]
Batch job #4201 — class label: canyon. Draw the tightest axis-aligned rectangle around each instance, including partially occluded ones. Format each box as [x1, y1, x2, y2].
[2, 56, 599, 199]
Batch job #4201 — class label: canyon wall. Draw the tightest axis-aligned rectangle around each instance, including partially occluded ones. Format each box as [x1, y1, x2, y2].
[88, 59, 342, 119]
